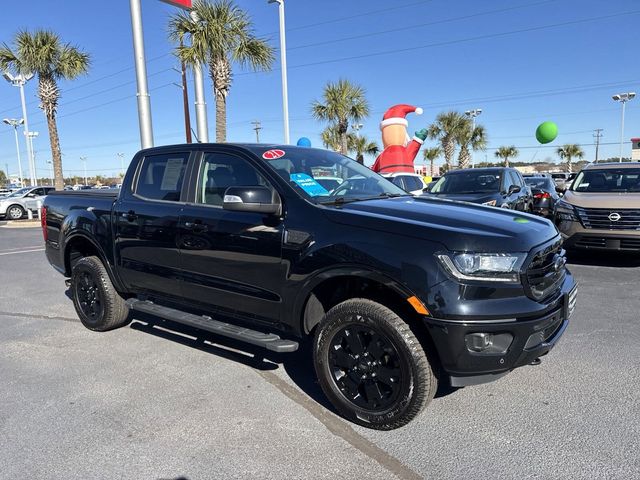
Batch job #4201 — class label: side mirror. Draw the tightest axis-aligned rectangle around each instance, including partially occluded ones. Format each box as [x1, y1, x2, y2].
[508, 185, 521, 195]
[223, 186, 281, 215]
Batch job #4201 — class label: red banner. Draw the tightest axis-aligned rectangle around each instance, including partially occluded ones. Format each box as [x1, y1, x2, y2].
[159, 0, 192, 9]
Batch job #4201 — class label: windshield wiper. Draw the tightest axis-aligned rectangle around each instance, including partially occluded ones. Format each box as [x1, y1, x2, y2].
[378, 192, 410, 198]
[319, 196, 363, 206]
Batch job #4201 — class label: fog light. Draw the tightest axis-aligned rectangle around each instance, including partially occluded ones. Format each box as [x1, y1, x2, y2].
[465, 332, 513, 354]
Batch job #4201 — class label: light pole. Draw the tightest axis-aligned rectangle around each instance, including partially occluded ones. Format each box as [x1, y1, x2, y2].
[80, 156, 88, 186]
[190, 10, 209, 143]
[464, 109, 482, 168]
[46, 160, 53, 184]
[26, 131, 39, 185]
[117, 152, 125, 176]
[129, 0, 154, 148]
[269, 0, 290, 144]
[3, 72, 36, 185]
[612, 92, 636, 162]
[3, 118, 24, 186]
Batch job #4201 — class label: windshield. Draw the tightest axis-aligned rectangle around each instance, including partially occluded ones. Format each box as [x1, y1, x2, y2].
[525, 178, 554, 190]
[4, 187, 30, 198]
[572, 168, 640, 192]
[260, 148, 408, 204]
[431, 170, 502, 194]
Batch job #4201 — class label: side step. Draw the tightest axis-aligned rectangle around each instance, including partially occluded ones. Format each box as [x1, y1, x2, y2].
[127, 299, 298, 353]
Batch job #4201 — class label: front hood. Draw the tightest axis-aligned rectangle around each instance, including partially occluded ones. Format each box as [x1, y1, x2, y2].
[426, 192, 498, 204]
[563, 190, 640, 209]
[324, 196, 557, 252]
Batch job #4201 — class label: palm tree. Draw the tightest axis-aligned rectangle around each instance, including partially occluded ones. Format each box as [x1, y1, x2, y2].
[169, 0, 274, 142]
[456, 122, 487, 169]
[311, 79, 370, 155]
[427, 111, 468, 170]
[494, 145, 519, 167]
[557, 144, 584, 173]
[320, 125, 346, 152]
[422, 147, 442, 176]
[350, 134, 379, 164]
[0, 30, 90, 191]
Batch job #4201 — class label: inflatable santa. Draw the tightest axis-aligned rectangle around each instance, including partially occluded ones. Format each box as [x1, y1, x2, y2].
[371, 104, 427, 174]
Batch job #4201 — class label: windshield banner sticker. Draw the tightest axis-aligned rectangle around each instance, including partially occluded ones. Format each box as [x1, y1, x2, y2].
[290, 173, 329, 196]
[262, 149, 286, 160]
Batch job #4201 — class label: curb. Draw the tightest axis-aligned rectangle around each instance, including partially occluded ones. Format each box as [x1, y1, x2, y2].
[0, 220, 41, 229]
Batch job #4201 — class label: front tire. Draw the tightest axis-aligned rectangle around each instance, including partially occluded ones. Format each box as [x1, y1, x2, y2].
[6, 205, 25, 220]
[71, 256, 130, 331]
[313, 299, 436, 430]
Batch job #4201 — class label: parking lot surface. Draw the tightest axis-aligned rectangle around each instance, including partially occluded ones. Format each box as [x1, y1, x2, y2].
[1, 226, 638, 479]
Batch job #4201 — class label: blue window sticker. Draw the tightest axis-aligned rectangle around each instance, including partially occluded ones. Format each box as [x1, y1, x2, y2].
[290, 173, 329, 196]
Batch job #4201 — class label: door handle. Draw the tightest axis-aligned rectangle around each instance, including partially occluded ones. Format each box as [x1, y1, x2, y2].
[183, 221, 208, 232]
[121, 210, 137, 221]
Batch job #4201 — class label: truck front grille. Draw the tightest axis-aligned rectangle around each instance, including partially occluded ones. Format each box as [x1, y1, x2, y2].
[575, 207, 640, 231]
[525, 238, 566, 300]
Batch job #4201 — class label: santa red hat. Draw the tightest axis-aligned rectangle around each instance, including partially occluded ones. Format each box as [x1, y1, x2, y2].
[380, 104, 423, 130]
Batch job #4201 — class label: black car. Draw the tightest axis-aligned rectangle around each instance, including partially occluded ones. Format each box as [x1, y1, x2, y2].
[524, 176, 561, 218]
[428, 167, 533, 211]
[42, 144, 575, 430]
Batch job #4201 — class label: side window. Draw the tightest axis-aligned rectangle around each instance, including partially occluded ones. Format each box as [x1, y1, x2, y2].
[198, 152, 271, 207]
[32, 188, 46, 196]
[390, 177, 404, 189]
[135, 152, 189, 202]
[502, 172, 514, 192]
[508, 171, 522, 189]
[403, 176, 424, 192]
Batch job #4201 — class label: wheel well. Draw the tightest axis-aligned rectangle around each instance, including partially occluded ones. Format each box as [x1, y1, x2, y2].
[64, 236, 101, 276]
[302, 276, 422, 335]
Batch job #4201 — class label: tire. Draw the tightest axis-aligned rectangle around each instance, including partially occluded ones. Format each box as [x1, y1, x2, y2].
[313, 298, 437, 430]
[6, 204, 25, 220]
[71, 255, 130, 331]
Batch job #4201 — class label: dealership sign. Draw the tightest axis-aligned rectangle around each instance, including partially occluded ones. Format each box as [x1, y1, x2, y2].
[159, 0, 192, 9]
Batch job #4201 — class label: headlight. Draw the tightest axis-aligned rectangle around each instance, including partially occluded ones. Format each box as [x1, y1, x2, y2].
[436, 252, 526, 283]
[555, 199, 577, 221]
[482, 200, 497, 206]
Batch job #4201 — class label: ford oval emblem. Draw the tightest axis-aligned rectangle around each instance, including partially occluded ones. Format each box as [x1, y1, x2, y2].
[608, 212, 621, 222]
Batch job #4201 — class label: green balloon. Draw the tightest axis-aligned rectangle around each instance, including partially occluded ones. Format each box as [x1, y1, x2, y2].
[536, 121, 558, 144]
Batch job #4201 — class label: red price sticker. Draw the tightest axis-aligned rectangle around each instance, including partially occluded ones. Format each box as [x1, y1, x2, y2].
[262, 149, 286, 160]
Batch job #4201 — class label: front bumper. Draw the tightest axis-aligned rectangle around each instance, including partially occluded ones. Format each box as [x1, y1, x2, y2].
[423, 279, 577, 386]
[556, 218, 640, 251]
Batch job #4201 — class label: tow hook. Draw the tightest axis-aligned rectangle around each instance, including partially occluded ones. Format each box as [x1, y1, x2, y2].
[530, 358, 542, 366]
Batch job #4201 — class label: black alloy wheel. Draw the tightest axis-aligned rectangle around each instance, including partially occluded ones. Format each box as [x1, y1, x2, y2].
[74, 270, 104, 322]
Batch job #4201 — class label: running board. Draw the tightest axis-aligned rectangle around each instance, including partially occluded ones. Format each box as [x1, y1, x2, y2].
[126, 299, 298, 353]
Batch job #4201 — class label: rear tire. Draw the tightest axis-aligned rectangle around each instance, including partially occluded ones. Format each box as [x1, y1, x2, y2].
[71, 256, 130, 331]
[6, 205, 25, 220]
[313, 298, 436, 430]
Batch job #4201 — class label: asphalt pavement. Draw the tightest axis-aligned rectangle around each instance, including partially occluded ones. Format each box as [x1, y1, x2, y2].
[0, 226, 638, 479]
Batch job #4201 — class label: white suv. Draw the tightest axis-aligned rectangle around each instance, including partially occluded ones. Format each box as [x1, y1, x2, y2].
[381, 172, 427, 195]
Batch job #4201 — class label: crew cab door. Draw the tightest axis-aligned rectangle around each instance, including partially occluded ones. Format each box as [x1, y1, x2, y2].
[114, 150, 192, 299]
[177, 149, 285, 323]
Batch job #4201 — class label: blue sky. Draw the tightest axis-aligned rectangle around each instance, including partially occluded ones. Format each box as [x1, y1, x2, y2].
[0, 0, 638, 179]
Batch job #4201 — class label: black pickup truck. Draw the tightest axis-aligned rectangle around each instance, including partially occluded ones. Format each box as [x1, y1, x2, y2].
[43, 144, 577, 430]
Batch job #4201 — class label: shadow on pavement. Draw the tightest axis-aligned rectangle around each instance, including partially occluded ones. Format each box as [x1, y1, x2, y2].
[566, 250, 640, 267]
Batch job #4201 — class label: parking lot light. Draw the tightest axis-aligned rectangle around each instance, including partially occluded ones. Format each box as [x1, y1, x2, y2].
[612, 92, 636, 162]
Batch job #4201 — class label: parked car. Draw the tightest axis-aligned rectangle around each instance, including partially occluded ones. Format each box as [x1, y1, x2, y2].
[427, 167, 533, 211]
[0, 185, 55, 220]
[554, 162, 640, 251]
[524, 176, 561, 218]
[551, 172, 571, 192]
[43, 144, 576, 430]
[423, 176, 441, 192]
[381, 172, 427, 195]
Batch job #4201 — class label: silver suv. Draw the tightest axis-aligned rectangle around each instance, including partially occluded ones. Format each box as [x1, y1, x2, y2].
[0, 186, 54, 220]
[554, 163, 640, 251]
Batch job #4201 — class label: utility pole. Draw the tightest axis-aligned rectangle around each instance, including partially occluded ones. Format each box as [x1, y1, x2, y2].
[80, 156, 88, 186]
[129, 0, 154, 148]
[593, 129, 603, 162]
[251, 120, 262, 143]
[190, 10, 209, 143]
[117, 153, 125, 176]
[175, 41, 192, 143]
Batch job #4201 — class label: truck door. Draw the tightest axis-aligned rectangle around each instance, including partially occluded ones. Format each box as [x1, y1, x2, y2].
[114, 150, 192, 299]
[177, 149, 285, 324]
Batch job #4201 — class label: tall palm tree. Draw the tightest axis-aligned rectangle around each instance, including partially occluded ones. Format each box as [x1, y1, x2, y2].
[456, 123, 487, 169]
[427, 111, 468, 170]
[350, 134, 379, 164]
[320, 125, 346, 152]
[0, 30, 90, 191]
[169, 0, 274, 142]
[494, 145, 519, 167]
[557, 144, 584, 173]
[311, 79, 370, 155]
[422, 147, 442, 176]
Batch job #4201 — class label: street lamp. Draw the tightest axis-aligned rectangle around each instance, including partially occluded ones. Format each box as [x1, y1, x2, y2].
[269, 0, 290, 144]
[117, 152, 125, 176]
[464, 109, 482, 168]
[612, 92, 636, 162]
[3, 118, 24, 186]
[80, 156, 88, 186]
[46, 159, 53, 184]
[3, 71, 36, 185]
[26, 131, 39, 185]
